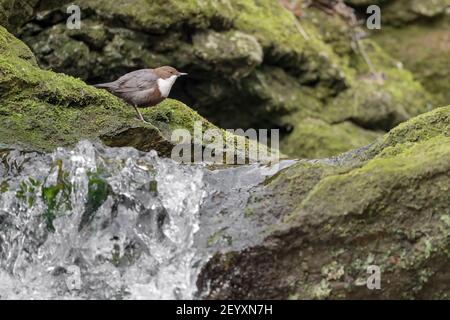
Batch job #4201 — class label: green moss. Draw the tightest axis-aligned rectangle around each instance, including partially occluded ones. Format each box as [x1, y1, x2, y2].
[0, 180, 8, 193]
[0, 26, 146, 152]
[206, 104, 450, 300]
[1, 26, 273, 159]
[192, 30, 263, 78]
[232, 0, 312, 58]
[0, 0, 39, 33]
[0, 58, 139, 151]
[376, 0, 450, 25]
[15, 177, 40, 208]
[267, 109, 450, 298]
[86, 171, 109, 214]
[149, 180, 158, 193]
[79, 170, 110, 230]
[77, 0, 236, 32]
[373, 18, 450, 105]
[274, 7, 434, 159]
[304, 7, 354, 57]
[5, 2, 442, 160]
[290, 134, 450, 222]
[0, 25, 36, 64]
[144, 99, 216, 134]
[281, 117, 381, 159]
[369, 105, 450, 157]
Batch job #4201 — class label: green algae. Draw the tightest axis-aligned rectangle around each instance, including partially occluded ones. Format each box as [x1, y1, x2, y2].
[41, 159, 72, 231]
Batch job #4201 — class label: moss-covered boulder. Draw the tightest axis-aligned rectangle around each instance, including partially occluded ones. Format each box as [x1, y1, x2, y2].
[6, 0, 435, 159]
[0, 0, 39, 33]
[198, 103, 450, 299]
[347, 0, 450, 25]
[372, 17, 450, 106]
[0, 26, 274, 162]
[277, 6, 435, 158]
[346, 0, 450, 105]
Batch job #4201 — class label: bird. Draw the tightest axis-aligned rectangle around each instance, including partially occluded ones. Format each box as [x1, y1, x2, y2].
[93, 66, 188, 123]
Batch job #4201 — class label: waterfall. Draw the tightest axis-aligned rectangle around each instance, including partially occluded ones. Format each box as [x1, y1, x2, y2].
[0, 141, 293, 300]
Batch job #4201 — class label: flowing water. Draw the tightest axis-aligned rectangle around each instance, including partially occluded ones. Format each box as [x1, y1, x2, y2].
[0, 141, 293, 300]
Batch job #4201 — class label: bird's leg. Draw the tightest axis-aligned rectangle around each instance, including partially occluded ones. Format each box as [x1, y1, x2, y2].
[133, 105, 151, 124]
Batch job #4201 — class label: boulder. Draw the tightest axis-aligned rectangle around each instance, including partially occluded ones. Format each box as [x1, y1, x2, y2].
[199, 103, 450, 299]
[373, 17, 450, 106]
[5, 0, 435, 158]
[0, 26, 274, 162]
[0, 0, 39, 33]
[346, 0, 450, 105]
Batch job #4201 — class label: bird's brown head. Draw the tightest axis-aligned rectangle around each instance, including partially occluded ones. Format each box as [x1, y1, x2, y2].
[153, 66, 188, 79]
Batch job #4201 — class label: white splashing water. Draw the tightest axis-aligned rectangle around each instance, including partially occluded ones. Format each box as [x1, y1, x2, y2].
[0, 141, 294, 300]
[0, 141, 205, 299]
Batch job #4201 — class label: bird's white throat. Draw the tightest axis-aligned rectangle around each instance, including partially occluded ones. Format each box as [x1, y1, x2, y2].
[157, 75, 178, 97]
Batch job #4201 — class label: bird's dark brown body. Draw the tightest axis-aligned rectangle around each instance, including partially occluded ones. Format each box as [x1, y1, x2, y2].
[94, 66, 187, 123]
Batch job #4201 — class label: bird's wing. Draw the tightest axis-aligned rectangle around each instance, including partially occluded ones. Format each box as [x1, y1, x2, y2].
[113, 69, 158, 93]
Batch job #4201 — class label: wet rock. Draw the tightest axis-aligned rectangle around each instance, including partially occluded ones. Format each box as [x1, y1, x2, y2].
[199, 104, 450, 299]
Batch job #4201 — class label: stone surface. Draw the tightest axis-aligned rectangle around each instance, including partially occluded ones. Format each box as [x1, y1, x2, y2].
[199, 104, 450, 299]
[373, 17, 450, 106]
[0, 1, 449, 300]
[347, 0, 450, 106]
[1, 0, 436, 159]
[0, 0, 39, 33]
[0, 26, 273, 162]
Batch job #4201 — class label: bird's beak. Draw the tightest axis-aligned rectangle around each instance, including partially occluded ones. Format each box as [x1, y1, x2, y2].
[178, 73, 188, 77]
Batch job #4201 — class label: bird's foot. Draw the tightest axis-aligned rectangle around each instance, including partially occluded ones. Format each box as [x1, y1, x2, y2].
[139, 118, 152, 125]
[133, 105, 151, 125]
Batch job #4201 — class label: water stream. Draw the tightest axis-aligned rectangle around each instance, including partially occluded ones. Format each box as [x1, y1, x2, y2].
[0, 141, 293, 300]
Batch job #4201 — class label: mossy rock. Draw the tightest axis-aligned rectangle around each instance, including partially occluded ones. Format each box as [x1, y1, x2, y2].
[192, 30, 263, 78]
[11, 0, 439, 159]
[348, 0, 449, 105]
[346, 0, 450, 24]
[0, 26, 274, 162]
[372, 17, 450, 106]
[379, 0, 449, 25]
[199, 104, 450, 299]
[280, 117, 381, 159]
[368, 105, 450, 157]
[0, 0, 39, 33]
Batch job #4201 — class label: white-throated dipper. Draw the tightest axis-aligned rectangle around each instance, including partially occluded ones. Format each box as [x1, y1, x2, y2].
[94, 66, 187, 123]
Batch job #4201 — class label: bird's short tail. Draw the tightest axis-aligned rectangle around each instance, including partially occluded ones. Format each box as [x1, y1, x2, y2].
[93, 82, 113, 89]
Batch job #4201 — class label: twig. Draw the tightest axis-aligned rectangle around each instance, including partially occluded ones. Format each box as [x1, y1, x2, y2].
[293, 16, 310, 40]
[354, 36, 376, 75]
